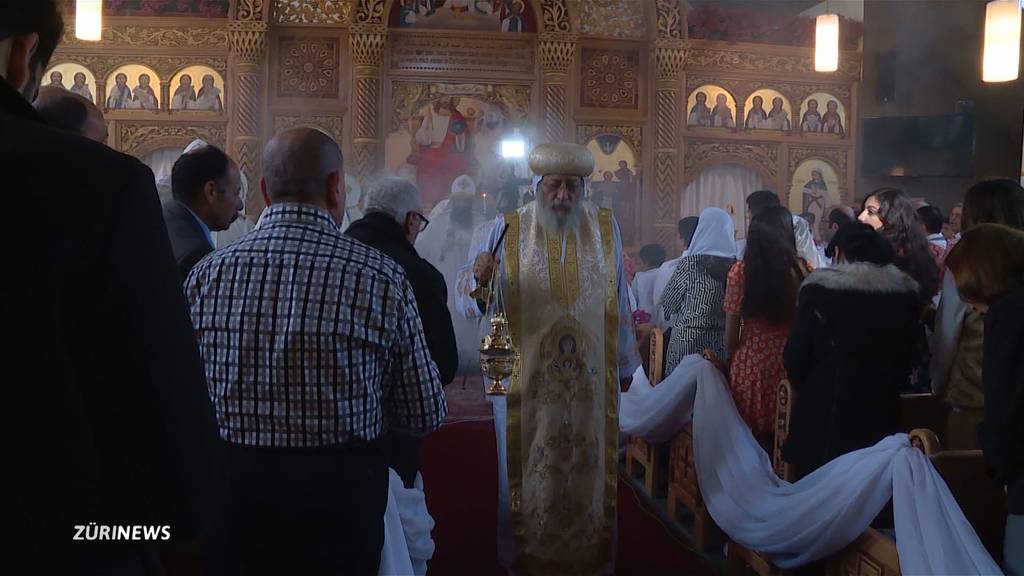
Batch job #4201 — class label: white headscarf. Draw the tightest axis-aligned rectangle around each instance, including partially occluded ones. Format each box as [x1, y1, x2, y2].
[793, 214, 827, 269]
[686, 207, 737, 259]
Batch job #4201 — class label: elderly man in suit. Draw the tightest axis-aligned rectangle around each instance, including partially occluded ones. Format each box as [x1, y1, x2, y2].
[346, 176, 458, 489]
[1, 1, 225, 573]
[164, 143, 242, 279]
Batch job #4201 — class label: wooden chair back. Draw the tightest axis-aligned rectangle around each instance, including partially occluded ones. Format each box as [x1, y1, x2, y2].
[649, 327, 665, 386]
[773, 380, 795, 481]
[900, 394, 946, 437]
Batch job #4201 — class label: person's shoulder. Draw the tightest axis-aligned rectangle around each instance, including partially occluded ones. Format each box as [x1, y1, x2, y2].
[802, 262, 918, 297]
[341, 233, 409, 284]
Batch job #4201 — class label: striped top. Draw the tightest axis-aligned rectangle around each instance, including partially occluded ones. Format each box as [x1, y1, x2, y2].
[184, 203, 446, 448]
[660, 254, 735, 375]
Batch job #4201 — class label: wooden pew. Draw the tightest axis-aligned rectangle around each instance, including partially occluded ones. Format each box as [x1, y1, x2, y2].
[625, 327, 668, 496]
[725, 380, 795, 576]
[665, 361, 736, 551]
[899, 393, 946, 440]
[826, 429, 1007, 575]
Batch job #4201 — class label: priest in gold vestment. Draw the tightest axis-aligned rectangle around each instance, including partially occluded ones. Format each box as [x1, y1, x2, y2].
[461, 143, 641, 575]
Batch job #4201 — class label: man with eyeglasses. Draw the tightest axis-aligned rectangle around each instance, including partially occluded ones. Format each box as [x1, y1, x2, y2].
[346, 176, 458, 488]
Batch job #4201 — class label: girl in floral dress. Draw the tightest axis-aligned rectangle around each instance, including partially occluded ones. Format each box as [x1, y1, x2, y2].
[723, 206, 808, 447]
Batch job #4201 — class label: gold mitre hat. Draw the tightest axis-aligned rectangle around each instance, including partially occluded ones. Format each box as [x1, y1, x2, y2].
[528, 143, 594, 178]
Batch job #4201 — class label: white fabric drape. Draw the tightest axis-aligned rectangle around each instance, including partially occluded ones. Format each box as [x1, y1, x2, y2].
[620, 359, 1002, 574]
[379, 469, 435, 576]
[681, 163, 764, 241]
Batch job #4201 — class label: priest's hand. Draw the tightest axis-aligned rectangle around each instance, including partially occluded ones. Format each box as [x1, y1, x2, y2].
[619, 376, 633, 393]
[473, 252, 495, 284]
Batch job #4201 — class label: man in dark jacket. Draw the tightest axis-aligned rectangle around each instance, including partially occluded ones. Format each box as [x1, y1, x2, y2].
[165, 144, 242, 280]
[1, 2, 224, 572]
[346, 176, 457, 487]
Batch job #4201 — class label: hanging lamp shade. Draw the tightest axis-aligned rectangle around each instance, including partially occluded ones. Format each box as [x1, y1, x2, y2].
[75, 0, 103, 42]
[595, 134, 621, 155]
[982, 0, 1021, 82]
[815, 13, 840, 73]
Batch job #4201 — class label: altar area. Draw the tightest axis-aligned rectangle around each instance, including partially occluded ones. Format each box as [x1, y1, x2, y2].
[49, 0, 861, 251]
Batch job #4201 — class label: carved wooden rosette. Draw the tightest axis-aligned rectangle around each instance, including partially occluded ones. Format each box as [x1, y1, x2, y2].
[228, 19, 269, 217]
[653, 39, 686, 247]
[539, 34, 576, 143]
[349, 26, 385, 183]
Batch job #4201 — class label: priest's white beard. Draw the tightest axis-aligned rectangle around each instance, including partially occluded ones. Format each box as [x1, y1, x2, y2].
[537, 199, 582, 237]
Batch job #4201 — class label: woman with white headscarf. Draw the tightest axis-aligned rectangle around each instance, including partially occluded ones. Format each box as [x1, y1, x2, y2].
[659, 207, 737, 375]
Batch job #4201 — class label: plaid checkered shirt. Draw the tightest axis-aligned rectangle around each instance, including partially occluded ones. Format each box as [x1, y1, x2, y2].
[185, 203, 447, 448]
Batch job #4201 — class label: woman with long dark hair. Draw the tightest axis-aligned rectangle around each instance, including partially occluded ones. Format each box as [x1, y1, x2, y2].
[723, 205, 808, 440]
[932, 179, 1024, 449]
[858, 187, 941, 301]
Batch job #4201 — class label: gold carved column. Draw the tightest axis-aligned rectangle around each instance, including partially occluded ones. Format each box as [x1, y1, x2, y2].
[227, 17, 268, 218]
[653, 41, 685, 247]
[538, 33, 576, 143]
[349, 25, 385, 182]
[651, 0, 686, 247]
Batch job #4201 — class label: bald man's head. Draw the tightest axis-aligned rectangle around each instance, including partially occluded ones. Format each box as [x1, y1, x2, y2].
[261, 127, 344, 224]
[33, 86, 107, 143]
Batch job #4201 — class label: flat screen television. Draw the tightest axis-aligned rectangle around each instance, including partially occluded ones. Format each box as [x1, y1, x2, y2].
[861, 113, 974, 178]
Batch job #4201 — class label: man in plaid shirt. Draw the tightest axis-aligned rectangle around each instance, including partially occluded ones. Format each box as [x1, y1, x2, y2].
[185, 127, 446, 575]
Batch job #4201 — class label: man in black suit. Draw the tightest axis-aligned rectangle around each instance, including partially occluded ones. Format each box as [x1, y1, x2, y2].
[346, 176, 457, 487]
[165, 144, 243, 280]
[1, 1, 224, 573]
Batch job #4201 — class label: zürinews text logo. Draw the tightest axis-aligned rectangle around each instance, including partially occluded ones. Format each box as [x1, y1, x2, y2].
[73, 523, 171, 541]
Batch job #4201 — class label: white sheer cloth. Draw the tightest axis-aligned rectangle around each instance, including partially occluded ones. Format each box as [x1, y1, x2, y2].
[378, 469, 435, 576]
[681, 163, 763, 241]
[620, 359, 1002, 574]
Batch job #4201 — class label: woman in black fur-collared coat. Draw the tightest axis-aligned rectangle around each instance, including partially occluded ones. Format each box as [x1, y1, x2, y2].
[783, 224, 922, 478]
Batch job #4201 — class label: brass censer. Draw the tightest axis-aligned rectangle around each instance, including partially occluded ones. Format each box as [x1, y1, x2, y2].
[478, 238, 517, 396]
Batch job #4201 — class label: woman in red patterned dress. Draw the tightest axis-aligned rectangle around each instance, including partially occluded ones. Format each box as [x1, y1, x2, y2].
[723, 205, 809, 448]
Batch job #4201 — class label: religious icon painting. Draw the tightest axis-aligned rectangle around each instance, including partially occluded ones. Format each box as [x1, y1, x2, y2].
[43, 63, 97, 104]
[389, 0, 536, 32]
[686, 85, 736, 129]
[170, 66, 224, 112]
[788, 159, 840, 231]
[799, 93, 846, 136]
[386, 93, 515, 210]
[585, 134, 639, 245]
[744, 89, 792, 132]
[106, 64, 161, 111]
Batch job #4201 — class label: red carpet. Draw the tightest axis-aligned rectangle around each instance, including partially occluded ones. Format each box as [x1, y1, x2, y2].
[420, 386, 711, 576]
